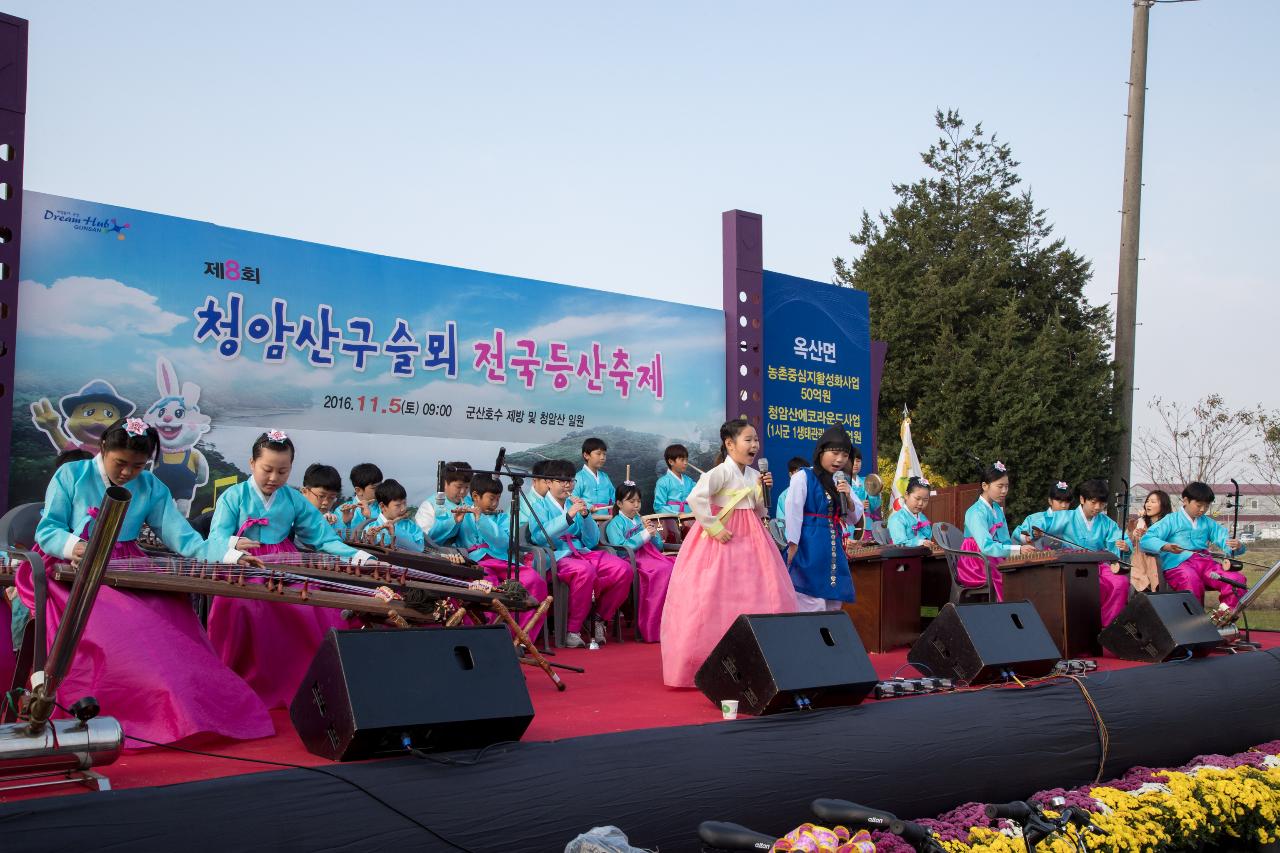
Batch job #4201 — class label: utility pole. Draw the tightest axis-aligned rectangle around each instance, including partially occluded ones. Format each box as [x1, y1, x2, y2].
[1112, 0, 1154, 499]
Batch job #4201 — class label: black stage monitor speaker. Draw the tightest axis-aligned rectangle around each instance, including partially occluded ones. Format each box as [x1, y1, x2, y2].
[290, 626, 534, 761]
[694, 612, 878, 716]
[908, 602, 1062, 684]
[1098, 591, 1223, 662]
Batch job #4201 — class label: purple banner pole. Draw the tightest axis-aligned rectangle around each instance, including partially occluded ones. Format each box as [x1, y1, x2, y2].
[721, 210, 764, 429]
[0, 14, 28, 517]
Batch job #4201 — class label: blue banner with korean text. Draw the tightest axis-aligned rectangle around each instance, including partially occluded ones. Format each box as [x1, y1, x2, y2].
[11, 192, 725, 513]
[760, 271, 871, 473]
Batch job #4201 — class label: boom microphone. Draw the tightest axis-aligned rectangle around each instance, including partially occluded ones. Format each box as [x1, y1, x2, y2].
[494, 446, 507, 474]
[1208, 571, 1249, 591]
[435, 461, 446, 513]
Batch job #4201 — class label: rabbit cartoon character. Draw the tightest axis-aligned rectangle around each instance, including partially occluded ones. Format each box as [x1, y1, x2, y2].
[144, 357, 211, 515]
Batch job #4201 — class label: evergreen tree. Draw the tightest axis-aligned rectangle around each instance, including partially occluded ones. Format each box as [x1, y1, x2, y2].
[835, 110, 1118, 517]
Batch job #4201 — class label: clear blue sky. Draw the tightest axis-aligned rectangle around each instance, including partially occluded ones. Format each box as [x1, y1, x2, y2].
[9, 0, 1278, 433]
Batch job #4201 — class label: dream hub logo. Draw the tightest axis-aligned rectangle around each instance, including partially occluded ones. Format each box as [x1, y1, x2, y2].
[43, 209, 132, 240]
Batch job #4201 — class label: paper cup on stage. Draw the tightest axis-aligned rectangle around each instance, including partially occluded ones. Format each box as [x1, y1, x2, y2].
[720, 700, 739, 720]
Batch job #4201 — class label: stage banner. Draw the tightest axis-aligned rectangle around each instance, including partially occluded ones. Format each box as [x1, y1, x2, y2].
[760, 271, 871, 469]
[10, 192, 725, 513]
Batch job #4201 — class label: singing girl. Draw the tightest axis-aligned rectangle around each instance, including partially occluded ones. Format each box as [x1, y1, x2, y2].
[205, 430, 375, 709]
[1128, 489, 1171, 592]
[783, 426, 863, 612]
[660, 418, 797, 687]
[17, 418, 271, 744]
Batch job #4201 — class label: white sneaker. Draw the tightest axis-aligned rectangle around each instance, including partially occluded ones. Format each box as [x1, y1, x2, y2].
[563, 632, 586, 649]
[592, 618, 608, 646]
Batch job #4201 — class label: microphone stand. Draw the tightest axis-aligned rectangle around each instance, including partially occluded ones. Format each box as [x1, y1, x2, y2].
[465, 461, 585, 675]
[1228, 479, 1241, 540]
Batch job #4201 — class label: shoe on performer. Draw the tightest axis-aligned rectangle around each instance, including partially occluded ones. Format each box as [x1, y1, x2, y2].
[592, 617, 608, 646]
[563, 632, 586, 649]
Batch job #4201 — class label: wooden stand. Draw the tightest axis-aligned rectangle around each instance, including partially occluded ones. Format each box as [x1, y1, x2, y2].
[843, 548, 926, 653]
[1001, 561, 1102, 658]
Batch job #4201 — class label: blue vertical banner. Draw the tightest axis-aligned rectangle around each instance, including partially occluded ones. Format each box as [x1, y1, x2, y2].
[760, 271, 871, 469]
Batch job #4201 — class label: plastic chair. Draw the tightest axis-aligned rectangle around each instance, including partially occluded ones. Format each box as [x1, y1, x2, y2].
[932, 522, 998, 603]
[512, 521, 557, 652]
[0, 502, 47, 704]
[522, 520, 572, 649]
[768, 517, 788, 551]
[189, 511, 215, 538]
[870, 519, 893, 547]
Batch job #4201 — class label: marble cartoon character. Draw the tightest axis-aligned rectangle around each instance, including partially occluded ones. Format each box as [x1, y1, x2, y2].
[30, 379, 136, 455]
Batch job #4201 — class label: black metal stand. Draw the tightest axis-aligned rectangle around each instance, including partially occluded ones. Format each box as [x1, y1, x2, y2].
[465, 460, 579, 663]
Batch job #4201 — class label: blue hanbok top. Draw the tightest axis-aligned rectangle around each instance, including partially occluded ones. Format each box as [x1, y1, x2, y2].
[652, 471, 695, 514]
[413, 495, 472, 545]
[1141, 508, 1242, 571]
[208, 479, 370, 564]
[573, 468, 616, 512]
[456, 510, 516, 562]
[1036, 506, 1131, 558]
[530, 493, 600, 560]
[37, 457, 206, 561]
[605, 513, 664, 549]
[888, 507, 933, 547]
[963, 498, 1020, 559]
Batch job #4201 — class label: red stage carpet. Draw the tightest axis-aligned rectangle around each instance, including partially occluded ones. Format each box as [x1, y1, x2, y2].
[5, 633, 1276, 803]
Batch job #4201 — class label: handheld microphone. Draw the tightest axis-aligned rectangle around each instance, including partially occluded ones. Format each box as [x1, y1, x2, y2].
[833, 471, 853, 517]
[757, 457, 771, 513]
[1208, 571, 1248, 591]
[494, 446, 507, 474]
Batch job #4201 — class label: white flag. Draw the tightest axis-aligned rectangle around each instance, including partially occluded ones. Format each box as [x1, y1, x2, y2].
[890, 413, 925, 513]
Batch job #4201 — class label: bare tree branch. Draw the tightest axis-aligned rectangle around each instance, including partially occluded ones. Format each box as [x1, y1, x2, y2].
[1249, 412, 1280, 488]
[1133, 395, 1260, 485]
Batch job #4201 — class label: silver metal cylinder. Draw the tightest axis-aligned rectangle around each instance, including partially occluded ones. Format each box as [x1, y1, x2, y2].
[0, 717, 123, 776]
[41, 485, 133, 703]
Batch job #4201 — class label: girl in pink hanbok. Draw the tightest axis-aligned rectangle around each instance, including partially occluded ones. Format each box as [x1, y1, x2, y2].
[660, 419, 798, 688]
